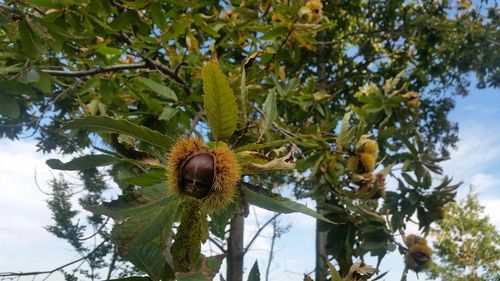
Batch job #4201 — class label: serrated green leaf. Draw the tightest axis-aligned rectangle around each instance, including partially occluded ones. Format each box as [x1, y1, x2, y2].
[122, 242, 175, 281]
[202, 62, 238, 140]
[46, 154, 119, 170]
[260, 89, 277, 138]
[136, 77, 178, 102]
[247, 261, 260, 281]
[89, 183, 172, 219]
[0, 93, 20, 119]
[64, 116, 174, 149]
[242, 184, 335, 224]
[88, 184, 179, 280]
[112, 193, 180, 249]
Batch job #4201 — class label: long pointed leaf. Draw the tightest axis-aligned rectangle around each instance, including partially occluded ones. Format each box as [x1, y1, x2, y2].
[259, 89, 277, 138]
[46, 154, 119, 170]
[242, 184, 335, 224]
[64, 116, 174, 149]
[202, 62, 238, 140]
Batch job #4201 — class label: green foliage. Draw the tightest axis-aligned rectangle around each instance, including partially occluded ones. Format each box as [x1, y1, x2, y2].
[121, 242, 175, 281]
[0, 0, 498, 280]
[46, 154, 119, 170]
[428, 189, 500, 281]
[65, 116, 174, 150]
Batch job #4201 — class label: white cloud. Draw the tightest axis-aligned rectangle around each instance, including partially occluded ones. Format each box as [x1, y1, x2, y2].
[470, 173, 500, 192]
[481, 199, 500, 231]
[442, 123, 500, 182]
[0, 139, 81, 279]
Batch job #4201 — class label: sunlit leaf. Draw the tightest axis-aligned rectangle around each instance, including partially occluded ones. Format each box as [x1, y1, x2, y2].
[202, 61, 238, 141]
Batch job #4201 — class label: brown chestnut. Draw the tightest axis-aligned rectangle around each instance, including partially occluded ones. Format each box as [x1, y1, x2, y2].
[180, 152, 216, 199]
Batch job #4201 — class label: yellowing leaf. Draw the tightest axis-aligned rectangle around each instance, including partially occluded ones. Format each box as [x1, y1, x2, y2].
[202, 61, 238, 140]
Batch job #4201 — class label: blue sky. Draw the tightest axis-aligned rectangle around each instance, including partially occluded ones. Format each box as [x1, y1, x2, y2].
[0, 84, 499, 280]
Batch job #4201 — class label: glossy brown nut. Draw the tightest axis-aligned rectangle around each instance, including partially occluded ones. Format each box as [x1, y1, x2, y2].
[181, 152, 216, 199]
[412, 252, 430, 264]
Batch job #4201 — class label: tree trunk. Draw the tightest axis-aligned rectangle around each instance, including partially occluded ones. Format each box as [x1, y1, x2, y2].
[315, 199, 328, 281]
[315, 29, 329, 281]
[227, 213, 244, 281]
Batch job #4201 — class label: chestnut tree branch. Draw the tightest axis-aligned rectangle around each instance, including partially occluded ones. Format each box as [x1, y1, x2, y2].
[0, 240, 106, 279]
[41, 63, 147, 77]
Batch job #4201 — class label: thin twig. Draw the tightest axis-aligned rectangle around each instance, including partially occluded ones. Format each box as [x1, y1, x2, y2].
[400, 265, 409, 281]
[265, 216, 279, 281]
[78, 218, 110, 241]
[0, 4, 23, 20]
[243, 213, 281, 255]
[119, 33, 191, 95]
[106, 249, 118, 280]
[41, 63, 147, 77]
[0, 240, 106, 279]
[208, 237, 226, 254]
[143, 57, 191, 95]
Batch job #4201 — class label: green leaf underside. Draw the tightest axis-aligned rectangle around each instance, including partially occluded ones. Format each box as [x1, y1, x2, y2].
[202, 62, 238, 140]
[64, 116, 174, 149]
[88, 183, 173, 220]
[88, 184, 178, 280]
[123, 242, 175, 281]
[121, 170, 166, 187]
[112, 194, 179, 249]
[242, 185, 335, 224]
[46, 154, 119, 170]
